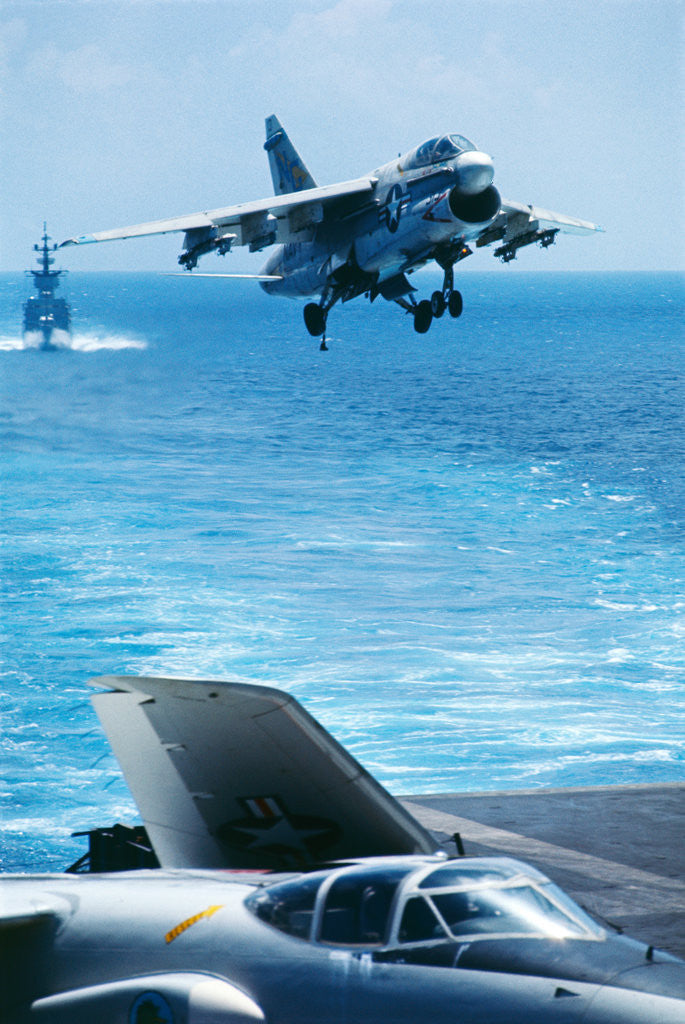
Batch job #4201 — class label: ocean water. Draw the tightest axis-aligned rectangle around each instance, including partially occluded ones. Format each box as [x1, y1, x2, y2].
[1, 270, 683, 872]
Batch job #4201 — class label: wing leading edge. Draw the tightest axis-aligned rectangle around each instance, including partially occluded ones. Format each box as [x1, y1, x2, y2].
[501, 199, 601, 235]
[61, 176, 377, 249]
[89, 675, 437, 870]
[475, 199, 603, 262]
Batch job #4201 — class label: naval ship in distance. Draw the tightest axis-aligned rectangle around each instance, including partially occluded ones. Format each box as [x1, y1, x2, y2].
[23, 224, 71, 349]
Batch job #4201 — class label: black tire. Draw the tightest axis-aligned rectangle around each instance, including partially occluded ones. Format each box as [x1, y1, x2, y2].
[413, 300, 433, 334]
[448, 290, 463, 318]
[304, 303, 326, 336]
[431, 291, 446, 318]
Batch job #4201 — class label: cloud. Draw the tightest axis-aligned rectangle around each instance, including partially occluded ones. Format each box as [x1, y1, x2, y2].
[0, 16, 27, 85]
[0, 15, 26, 62]
[25, 42, 138, 93]
[296, 0, 394, 39]
[226, 0, 397, 81]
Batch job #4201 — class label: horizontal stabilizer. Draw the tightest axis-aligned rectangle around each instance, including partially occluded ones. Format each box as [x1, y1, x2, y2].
[90, 676, 437, 870]
[166, 273, 283, 280]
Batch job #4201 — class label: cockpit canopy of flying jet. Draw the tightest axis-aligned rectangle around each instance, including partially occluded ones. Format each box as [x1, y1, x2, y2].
[246, 857, 604, 953]
[401, 134, 478, 170]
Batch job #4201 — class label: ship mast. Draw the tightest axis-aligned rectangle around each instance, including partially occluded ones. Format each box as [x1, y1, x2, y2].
[23, 222, 71, 347]
[30, 222, 63, 293]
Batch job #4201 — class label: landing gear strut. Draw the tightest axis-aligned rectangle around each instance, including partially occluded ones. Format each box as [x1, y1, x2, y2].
[405, 263, 464, 334]
[440, 264, 463, 320]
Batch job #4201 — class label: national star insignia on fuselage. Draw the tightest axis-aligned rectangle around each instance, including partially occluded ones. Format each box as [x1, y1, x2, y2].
[380, 183, 411, 233]
[61, 115, 603, 349]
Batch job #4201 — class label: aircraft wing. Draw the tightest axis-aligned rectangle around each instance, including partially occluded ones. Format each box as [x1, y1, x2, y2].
[90, 675, 436, 870]
[61, 176, 377, 249]
[500, 199, 602, 235]
[476, 199, 603, 260]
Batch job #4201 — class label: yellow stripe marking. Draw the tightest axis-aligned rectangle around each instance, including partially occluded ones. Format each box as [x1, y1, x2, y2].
[165, 904, 224, 944]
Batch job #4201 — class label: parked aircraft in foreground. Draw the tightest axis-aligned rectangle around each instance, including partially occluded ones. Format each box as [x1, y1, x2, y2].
[2, 675, 683, 1023]
[62, 117, 602, 347]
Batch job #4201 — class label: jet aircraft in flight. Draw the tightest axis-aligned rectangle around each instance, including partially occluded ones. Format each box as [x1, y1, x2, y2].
[62, 117, 602, 348]
[2, 675, 683, 1023]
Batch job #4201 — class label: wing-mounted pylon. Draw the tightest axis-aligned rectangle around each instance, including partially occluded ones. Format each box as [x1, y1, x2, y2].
[89, 676, 437, 870]
[61, 175, 376, 270]
[477, 200, 603, 262]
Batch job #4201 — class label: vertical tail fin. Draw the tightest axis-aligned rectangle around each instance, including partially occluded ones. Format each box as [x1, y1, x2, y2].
[264, 115, 317, 195]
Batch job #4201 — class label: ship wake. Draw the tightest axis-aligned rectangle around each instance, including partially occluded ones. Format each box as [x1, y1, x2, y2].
[1, 331, 147, 352]
[70, 332, 147, 352]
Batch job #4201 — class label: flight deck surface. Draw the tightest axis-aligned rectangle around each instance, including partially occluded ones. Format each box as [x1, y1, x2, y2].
[404, 783, 685, 958]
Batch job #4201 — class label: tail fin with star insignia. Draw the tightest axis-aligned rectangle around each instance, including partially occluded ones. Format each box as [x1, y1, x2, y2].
[90, 675, 436, 870]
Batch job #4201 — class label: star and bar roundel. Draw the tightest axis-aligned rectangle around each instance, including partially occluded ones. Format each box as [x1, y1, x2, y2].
[215, 795, 342, 866]
[379, 184, 411, 233]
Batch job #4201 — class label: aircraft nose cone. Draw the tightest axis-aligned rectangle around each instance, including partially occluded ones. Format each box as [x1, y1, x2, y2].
[454, 151, 495, 195]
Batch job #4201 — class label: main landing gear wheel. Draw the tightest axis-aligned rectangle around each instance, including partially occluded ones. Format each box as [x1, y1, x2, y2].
[431, 291, 446, 318]
[413, 299, 433, 334]
[304, 303, 326, 337]
[448, 290, 463, 318]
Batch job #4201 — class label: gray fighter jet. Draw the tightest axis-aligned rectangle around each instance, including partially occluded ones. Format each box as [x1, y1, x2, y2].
[2, 675, 683, 1023]
[61, 117, 602, 348]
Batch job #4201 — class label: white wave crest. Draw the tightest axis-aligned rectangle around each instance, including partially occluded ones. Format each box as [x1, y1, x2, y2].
[71, 332, 147, 351]
[22, 328, 72, 350]
[0, 331, 147, 352]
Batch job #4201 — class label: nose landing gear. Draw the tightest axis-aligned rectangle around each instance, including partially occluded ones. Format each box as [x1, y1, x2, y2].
[401, 266, 464, 335]
[448, 289, 463, 318]
[304, 252, 467, 345]
[438, 263, 463, 321]
[406, 244, 470, 332]
[431, 291, 446, 318]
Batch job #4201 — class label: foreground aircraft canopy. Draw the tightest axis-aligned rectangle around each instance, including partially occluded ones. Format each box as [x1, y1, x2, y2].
[62, 116, 602, 347]
[2, 676, 684, 1024]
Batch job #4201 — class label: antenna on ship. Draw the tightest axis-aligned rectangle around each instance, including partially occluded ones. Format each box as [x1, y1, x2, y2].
[23, 223, 72, 349]
[34, 222, 58, 275]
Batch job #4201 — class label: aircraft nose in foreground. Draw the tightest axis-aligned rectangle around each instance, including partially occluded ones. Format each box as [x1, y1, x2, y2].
[454, 151, 495, 194]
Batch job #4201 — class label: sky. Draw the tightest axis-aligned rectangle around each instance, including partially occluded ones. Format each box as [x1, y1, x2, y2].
[1, 0, 683, 273]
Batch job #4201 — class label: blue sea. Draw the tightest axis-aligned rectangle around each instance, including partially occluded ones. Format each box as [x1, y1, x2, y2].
[1, 270, 683, 872]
